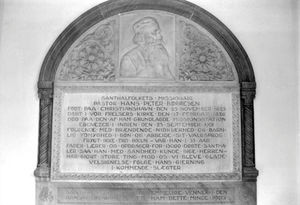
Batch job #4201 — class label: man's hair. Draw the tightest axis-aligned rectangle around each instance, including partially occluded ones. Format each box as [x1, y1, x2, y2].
[132, 17, 160, 45]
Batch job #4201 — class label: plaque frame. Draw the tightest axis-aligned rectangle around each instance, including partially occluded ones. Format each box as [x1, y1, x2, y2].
[35, 0, 258, 183]
[51, 85, 242, 181]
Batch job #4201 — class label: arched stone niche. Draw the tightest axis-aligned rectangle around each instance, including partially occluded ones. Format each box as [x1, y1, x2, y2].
[35, 1, 258, 205]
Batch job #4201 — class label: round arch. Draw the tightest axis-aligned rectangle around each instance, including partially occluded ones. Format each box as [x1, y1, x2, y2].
[38, 0, 255, 88]
[35, 0, 258, 181]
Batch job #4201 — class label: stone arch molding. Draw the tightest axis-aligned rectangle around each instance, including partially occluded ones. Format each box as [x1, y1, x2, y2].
[35, 0, 258, 181]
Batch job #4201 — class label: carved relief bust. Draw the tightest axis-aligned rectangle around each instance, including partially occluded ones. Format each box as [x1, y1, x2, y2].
[120, 17, 174, 79]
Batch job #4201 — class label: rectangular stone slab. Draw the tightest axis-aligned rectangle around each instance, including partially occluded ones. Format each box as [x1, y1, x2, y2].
[51, 85, 241, 181]
[36, 181, 256, 205]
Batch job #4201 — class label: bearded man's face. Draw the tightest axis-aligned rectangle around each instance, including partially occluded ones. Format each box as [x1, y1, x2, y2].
[143, 24, 163, 46]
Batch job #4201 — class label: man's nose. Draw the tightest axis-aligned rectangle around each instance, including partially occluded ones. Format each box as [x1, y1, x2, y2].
[156, 33, 162, 39]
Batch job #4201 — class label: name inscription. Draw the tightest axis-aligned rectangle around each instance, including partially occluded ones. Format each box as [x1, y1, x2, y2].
[59, 92, 234, 174]
[58, 187, 235, 204]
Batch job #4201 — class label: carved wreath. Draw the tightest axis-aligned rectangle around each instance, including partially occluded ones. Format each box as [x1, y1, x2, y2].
[179, 21, 235, 81]
[59, 22, 116, 81]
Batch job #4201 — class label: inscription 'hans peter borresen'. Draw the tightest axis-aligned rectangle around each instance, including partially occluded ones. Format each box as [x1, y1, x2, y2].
[61, 92, 233, 174]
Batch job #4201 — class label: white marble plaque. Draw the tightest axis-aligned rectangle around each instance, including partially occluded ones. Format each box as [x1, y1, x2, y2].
[51, 85, 241, 181]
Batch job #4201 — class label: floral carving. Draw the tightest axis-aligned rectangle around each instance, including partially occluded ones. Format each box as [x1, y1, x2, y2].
[178, 20, 235, 81]
[58, 21, 116, 81]
[39, 187, 54, 202]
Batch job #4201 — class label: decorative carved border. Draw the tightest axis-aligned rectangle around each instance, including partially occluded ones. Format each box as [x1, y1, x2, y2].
[241, 82, 258, 181]
[232, 94, 242, 174]
[53, 83, 239, 93]
[34, 88, 53, 178]
[52, 87, 63, 177]
[51, 85, 241, 181]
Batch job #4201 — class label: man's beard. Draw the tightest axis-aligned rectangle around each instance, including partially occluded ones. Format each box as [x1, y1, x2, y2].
[143, 40, 169, 66]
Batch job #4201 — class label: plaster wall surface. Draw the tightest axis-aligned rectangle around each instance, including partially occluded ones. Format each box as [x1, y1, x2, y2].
[0, 0, 298, 204]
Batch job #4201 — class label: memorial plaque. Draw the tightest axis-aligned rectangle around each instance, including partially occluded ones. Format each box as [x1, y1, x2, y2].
[49, 10, 242, 182]
[52, 86, 241, 180]
[35, 1, 258, 204]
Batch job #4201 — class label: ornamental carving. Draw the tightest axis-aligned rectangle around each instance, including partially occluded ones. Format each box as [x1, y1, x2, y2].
[58, 20, 117, 81]
[177, 20, 235, 81]
[56, 15, 238, 82]
[39, 187, 54, 202]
